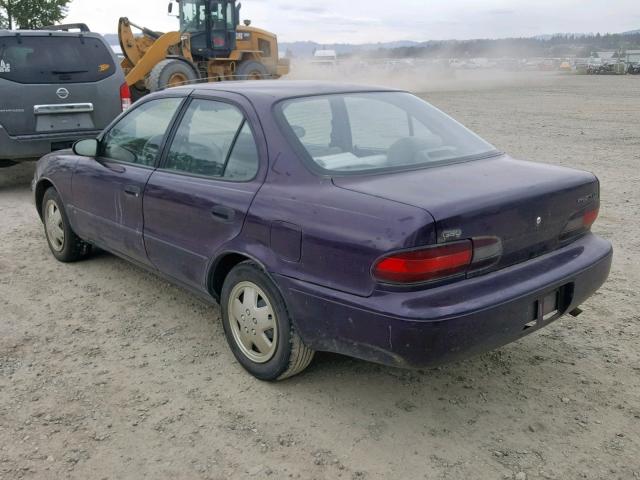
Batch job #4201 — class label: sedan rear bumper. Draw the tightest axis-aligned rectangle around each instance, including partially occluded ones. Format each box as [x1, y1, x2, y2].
[275, 233, 613, 368]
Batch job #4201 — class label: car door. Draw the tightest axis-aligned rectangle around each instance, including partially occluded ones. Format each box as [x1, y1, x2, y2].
[143, 94, 265, 292]
[70, 96, 184, 265]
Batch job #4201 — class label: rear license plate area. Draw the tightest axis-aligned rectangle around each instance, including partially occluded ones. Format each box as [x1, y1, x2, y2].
[523, 284, 573, 331]
[36, 113, 94, 133]
[541, 291, 559, 321]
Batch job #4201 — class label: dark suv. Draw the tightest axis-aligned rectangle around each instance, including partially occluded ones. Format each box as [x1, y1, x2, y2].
[0, 27, 129, 166]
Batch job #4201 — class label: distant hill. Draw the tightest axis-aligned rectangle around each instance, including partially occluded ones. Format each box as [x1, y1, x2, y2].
[281, 31, 640, 58]
[279, 40, 420, 57]
[104, 33, 119, 45]
[533, 33, 594, 40]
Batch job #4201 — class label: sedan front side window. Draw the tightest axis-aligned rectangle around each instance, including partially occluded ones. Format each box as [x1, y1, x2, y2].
[101, 97, 183, 166]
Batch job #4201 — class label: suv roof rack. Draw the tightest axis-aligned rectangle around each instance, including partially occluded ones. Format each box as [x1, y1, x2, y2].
[42, 23, 91, 33]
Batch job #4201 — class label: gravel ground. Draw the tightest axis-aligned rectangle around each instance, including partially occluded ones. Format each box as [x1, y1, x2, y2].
[1, 73, 639, 480]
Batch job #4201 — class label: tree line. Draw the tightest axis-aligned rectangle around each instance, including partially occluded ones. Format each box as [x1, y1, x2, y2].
[0, 0, 69, 30]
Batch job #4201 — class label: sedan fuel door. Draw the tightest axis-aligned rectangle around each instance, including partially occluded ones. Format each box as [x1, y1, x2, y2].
[142, 95, 265, 292]
[70, 96, 184, 265]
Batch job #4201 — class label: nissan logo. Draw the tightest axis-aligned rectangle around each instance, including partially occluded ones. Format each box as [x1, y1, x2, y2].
[56, 87, 70, 100]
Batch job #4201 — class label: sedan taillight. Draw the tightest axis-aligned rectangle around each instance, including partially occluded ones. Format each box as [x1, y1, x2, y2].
[373, 236, 503, 285]
[561, 207, 599, 238]
[582, 207, 599, 229]
[373, 240, 473, 284]
[120, 82, 132, 111]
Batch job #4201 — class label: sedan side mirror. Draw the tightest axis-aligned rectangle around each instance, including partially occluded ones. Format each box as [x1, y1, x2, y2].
[73, 138, 99, 157]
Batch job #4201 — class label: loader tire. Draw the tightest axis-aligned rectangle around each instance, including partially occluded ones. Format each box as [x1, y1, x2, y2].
[146, 59, 198, 92]
[236, 60, 269, 80]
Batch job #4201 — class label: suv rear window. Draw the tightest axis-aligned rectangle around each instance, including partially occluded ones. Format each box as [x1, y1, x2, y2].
[0, 35, 116, 84]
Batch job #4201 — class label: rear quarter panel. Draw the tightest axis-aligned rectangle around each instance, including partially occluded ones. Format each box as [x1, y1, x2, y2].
[243, 154, 437, 297]
[233, 97, 438, 297]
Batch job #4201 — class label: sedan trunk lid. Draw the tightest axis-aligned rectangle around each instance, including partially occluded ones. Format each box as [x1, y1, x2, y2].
[333, 155, 599, 272]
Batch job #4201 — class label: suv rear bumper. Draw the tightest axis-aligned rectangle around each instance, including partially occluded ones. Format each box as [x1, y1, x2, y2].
[274, 233, 613, 368]
[0, 126, 101, 161]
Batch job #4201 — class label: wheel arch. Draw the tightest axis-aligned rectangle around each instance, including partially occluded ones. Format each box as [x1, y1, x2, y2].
[35, 178, 57, 221]
[237, 51, 260, 63]
[207, 250, 273, 301]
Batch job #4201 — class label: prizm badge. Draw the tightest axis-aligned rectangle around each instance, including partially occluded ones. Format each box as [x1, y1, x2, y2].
[577, 192, 598, 205]
[442, 229, 462, 241]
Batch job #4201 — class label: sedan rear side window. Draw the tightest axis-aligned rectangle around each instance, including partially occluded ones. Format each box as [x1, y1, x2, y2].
[164, 99, 259, 181]
[278, 97, 334, 157]
[101, 98, 183, 166]
[279, 92, 498, 173]
[0, 36, 116, 84]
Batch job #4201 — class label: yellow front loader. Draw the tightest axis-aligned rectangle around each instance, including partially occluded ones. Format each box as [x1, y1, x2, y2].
[118, 0, 289, 98]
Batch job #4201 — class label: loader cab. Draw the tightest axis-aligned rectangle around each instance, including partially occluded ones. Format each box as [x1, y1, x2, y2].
[175, 0, 238, 58]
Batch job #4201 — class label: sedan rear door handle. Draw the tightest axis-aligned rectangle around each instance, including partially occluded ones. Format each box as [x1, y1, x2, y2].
[211, 205, 235, 223]
[124, 185, 141, 197]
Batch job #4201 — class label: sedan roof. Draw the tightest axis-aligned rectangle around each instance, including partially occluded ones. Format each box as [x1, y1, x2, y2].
[184, 80, 401, 102]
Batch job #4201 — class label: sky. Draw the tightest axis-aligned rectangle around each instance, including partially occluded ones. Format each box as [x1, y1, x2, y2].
[64, 0, 640, 44]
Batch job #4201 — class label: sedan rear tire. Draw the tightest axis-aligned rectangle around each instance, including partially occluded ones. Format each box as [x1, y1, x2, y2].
[42, 188, 90, 262]
[221, 261, 315, 380]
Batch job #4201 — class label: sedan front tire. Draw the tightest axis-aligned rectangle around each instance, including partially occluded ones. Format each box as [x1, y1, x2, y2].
[42, 188, 90, 262]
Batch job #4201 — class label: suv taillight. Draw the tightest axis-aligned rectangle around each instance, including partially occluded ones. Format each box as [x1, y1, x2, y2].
[373, 237, 503, 285]
[120, 83, 132, 111]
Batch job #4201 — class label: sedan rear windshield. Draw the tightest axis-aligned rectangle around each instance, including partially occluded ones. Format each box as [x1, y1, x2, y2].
[278, 92, 499, 173]
[0, 36, 116, 84]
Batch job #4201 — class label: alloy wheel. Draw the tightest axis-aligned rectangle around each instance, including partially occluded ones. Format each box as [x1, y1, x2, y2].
[44, 200, 65, 252]
[227, 281, 278, 363]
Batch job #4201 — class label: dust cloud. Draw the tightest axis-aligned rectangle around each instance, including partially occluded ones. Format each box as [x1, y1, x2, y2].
[285, 56, 562, 93]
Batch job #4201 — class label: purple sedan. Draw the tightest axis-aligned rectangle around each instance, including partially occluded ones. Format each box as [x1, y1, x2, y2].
[32, 81, 612, 380]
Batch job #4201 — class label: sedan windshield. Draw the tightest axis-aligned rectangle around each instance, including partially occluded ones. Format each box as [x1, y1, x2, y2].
[279, 92, 499, 173]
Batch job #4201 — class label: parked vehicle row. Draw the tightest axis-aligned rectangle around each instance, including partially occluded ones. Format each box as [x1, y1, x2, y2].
[33, 81, 612, 380]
